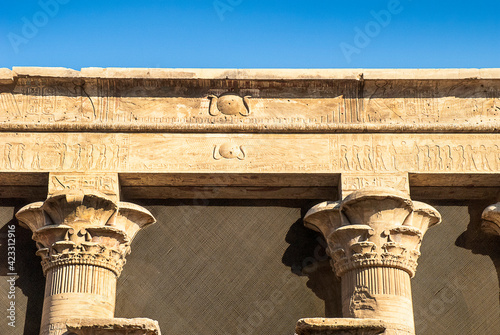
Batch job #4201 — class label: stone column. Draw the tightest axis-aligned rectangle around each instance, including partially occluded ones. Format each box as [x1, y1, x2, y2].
[297, 187, 441, 335]
[16, 190, 158, 335]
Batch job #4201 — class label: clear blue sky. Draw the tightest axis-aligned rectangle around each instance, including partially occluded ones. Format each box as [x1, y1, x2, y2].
[1, 0, 499, 69]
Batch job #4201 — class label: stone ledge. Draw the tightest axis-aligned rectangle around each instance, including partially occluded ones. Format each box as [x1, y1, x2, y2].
[6, 67, 500, 80]
[12, 66, 80, 78]
[296, 318, 386, 335]
[0, 68, 14, 84]
[65, 318, 161, 335]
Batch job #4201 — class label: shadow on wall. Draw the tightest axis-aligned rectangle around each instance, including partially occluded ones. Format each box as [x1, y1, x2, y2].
[0, 204, 45, 335]
[456, 201, 500, 305]
[282, 216, 343, 318]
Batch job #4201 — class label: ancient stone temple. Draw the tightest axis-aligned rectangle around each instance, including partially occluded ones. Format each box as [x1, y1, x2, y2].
[0, 67, 499, 334]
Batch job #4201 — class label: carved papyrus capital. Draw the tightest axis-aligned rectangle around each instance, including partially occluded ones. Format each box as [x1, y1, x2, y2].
[16, 190, 155, 276]
[305, 187, 441, 278]
[481, 203, 500, 236]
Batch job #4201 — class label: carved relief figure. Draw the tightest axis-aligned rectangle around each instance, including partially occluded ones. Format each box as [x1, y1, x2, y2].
[352, 145, 362, 171]
[213, 142, 246, 160]
[70, 144, 82, 169]
[455, 145, 466, 171]
[479, 145, 492, 171]
[31, 142, 41, 170]
[86, 144, 94, 169]
[362, 145, 374, 171]
[494, 145, 500, 170]
[340, 145, 350, 170]
[4, 143, 13, 170]
[5, 143, 27, 169]
[349, 286, 377, 318]
[441, 145, 453, 171]
[374, 145, 388, 171]
[465, 145, 478, 171]
[96, 144, 107, 169]
[208, 94, 251, 116]
[108, 141, 120, 169]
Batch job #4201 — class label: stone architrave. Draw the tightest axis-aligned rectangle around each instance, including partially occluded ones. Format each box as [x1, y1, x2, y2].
[16, 190, 159, 335]
[297, 187, 441, 335]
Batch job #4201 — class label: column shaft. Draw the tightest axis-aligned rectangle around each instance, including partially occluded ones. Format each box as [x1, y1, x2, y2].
[41, 265, 117, 335]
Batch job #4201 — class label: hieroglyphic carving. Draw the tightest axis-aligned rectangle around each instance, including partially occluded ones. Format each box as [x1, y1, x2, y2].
[341, 174, 409, 195]
[364, 80, 500, 124]
[0, 77, 365, 128]
[334, 136, 500, 173]
[49, 173, 119, 199]
[2, 75, 500, 131]
[0, 134, 129, 172]
[0, 133, 499, 175]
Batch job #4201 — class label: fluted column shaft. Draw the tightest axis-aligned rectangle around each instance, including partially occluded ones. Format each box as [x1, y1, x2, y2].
[42, 266, 117, 335]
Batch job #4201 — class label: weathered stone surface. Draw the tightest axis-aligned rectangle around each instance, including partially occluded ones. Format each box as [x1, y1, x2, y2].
[296, 318, 386, 335]
[65, 318, 161, 335]
[1, 68, 500, 133]
[0, 68, 14, 84]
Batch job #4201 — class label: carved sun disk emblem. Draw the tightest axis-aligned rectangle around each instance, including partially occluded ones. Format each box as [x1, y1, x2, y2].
[213, 142, 246, 160]
[208, 94, 251, 116]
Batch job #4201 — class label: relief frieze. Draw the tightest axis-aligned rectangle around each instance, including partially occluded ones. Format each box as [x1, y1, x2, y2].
[1, 76, 500, 131]
[0, 133, 498, 175]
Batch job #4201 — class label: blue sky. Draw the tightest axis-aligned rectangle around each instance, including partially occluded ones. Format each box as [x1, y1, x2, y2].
[1, 0, 499, 69]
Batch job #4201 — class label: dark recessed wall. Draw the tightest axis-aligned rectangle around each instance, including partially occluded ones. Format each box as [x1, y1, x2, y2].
[0, 200, 499, 335]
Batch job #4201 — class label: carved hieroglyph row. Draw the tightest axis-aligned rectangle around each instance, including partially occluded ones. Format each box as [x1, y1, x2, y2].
[0, 133, 499, 175]
[1, 77, 499, 130]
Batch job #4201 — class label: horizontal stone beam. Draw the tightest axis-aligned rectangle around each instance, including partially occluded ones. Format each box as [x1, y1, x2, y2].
[0, 68, 500, 133]
[0, 133, 499, 174]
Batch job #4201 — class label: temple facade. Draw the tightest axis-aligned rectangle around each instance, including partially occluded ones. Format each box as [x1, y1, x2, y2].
[0, 67, 499, 334]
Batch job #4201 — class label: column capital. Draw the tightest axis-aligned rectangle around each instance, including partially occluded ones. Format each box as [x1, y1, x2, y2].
[482, 203, 500, 236]
[16, 190, 155, 276]
[305, 187, 441, 278]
